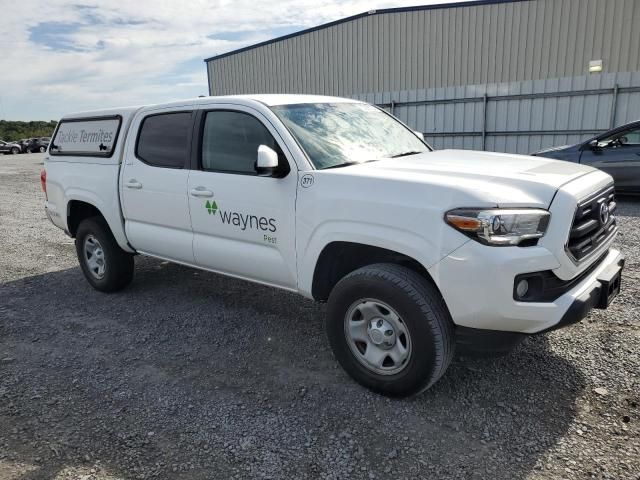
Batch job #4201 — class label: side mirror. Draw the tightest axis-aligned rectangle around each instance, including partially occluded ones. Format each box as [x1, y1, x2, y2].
[257, 144, 279, 176]
[588, 139, 600, 150]
[414, 131, 425, 141]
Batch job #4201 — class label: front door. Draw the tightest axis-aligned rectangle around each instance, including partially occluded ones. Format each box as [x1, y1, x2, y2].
[188, 107, 298, 289]
[120, 109, 195, 264]
[581, 124, 640, 193]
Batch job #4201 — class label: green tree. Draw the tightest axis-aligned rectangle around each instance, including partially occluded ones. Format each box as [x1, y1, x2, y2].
[0, 120, 58, 142]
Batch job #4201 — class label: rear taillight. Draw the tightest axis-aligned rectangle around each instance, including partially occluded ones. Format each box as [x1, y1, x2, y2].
[40, 169, 47, 200]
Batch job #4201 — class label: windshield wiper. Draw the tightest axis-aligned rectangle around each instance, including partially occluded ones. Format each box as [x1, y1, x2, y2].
[390, 150, 423, 158]
[322, 159, 379, 170]
[322, 161, 361, 170]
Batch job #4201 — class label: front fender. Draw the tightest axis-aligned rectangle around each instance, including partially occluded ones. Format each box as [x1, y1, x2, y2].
[297, 219, 468, 298]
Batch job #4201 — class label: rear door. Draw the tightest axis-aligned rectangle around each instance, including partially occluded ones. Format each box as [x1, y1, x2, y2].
[120, 107, 195, 263]
[580, 123, 640, 193]
[187, 105, 298, 289]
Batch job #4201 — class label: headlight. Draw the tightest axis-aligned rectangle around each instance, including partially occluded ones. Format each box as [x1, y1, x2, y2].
[445, 208, 551, 246]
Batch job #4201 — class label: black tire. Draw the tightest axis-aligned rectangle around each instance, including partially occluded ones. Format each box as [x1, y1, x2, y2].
[10, 147, 19, 155]
[75, 216, 134, 292]
[326, 263, 455, 397]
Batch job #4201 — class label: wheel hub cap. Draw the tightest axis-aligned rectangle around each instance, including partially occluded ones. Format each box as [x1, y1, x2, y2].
[344, 299, 412, 376]
[367, 318, 396, 349]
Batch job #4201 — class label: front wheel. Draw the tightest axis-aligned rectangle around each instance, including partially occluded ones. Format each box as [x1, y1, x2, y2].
[38, 146, 46, 153]
[326, 263, 455, 397]
[10, 147, 19, 154]
[75, 217, 134, 292]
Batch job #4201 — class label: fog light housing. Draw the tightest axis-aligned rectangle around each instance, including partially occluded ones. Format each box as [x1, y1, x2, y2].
[515, 279, 529, 299]
[513, 273, 544, 301]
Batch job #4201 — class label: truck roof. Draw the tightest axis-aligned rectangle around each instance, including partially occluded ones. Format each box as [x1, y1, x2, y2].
[60, 94, 361, 120]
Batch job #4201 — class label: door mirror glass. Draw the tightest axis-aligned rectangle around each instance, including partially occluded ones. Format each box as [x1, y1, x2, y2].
[257, 144, 279, 175]
[588, 139, 601, 150]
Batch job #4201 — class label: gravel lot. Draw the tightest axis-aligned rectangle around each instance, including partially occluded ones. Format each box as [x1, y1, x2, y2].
[1, 153, 639, 480]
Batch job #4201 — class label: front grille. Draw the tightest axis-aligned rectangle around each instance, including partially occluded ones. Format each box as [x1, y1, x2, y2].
[567, 186, 617, 262]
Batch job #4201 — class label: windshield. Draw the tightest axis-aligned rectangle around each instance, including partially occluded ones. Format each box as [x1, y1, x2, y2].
[271, 102, 430, 169]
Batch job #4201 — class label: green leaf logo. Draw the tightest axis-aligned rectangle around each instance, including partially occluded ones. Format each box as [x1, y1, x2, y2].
[205, 200, 218, 215]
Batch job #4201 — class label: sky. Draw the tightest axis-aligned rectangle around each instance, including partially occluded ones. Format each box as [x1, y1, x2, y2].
[0, 0, 471, 121]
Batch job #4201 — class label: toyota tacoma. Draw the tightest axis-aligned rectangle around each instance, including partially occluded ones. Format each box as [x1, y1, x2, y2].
[42, 95, 624, 397]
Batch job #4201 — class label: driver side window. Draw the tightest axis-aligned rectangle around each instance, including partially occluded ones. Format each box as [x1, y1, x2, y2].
[600, 126, 640, 146]
[201, 110, 288, 175]
[620, 128, 640, 145]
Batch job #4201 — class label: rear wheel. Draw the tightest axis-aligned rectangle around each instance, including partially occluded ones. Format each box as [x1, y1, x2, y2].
[10, 147, 19, 155]
[75, 217, 134, 292]
[326, 263, 455, 397]
[38, 146, 46, 153]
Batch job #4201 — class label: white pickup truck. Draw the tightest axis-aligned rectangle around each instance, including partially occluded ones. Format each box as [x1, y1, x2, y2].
[43, 94, 624, 397]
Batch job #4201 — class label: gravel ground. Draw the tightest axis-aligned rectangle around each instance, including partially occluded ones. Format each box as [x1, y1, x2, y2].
[0, 153, 639, 480]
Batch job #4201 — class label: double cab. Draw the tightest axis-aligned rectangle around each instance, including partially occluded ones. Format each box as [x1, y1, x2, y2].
[43, 95, 624, 396]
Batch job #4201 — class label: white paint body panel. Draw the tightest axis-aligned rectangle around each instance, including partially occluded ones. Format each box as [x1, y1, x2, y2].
[44, 106, 140, 253]
[44, 95, 622, 335]
[119, 104, 194, 264]
[430, 245, 622, 333]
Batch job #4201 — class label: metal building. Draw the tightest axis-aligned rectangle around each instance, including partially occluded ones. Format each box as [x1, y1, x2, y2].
[204, 0, 640, 154]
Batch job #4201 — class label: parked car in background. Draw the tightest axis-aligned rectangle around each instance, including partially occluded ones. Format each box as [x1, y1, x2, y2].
[532, 120, 640, 194]
[26, 137, 51, 153]
[18, 139, 33, 153]
[0, 140, 22, 155]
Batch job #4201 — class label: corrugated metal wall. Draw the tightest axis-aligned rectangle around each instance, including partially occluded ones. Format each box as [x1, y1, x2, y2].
[207, 0, 640, 96]
[352, 71, 640, 154]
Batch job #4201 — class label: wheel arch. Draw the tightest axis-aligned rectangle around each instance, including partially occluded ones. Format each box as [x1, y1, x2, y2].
[311, 241, 437, 302]
[67, 200, 103, 237]
[65, 193, 134, 253]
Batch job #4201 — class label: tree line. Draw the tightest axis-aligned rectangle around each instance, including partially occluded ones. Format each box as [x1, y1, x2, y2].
[0, 120, 57, 141]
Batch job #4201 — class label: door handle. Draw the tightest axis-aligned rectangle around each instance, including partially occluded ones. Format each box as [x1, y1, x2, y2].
[190, 187, 214, 198]
[126, 179, 143, 189]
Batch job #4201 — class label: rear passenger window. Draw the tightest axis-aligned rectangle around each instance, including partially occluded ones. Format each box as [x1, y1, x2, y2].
[201, 111, 281, 174]
[51, 117, 121, 157]
[136, 112, 191, 168]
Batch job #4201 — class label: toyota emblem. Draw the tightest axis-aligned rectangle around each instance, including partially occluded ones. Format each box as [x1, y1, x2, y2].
[599, 201, 610, 225]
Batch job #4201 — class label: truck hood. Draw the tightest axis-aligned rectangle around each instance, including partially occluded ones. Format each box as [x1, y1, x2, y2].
[334, 149, 597, 208]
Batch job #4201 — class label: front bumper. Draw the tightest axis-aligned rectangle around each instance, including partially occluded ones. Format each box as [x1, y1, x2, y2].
[541, 252, 624, 333]
[428, 242, 624, 334]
